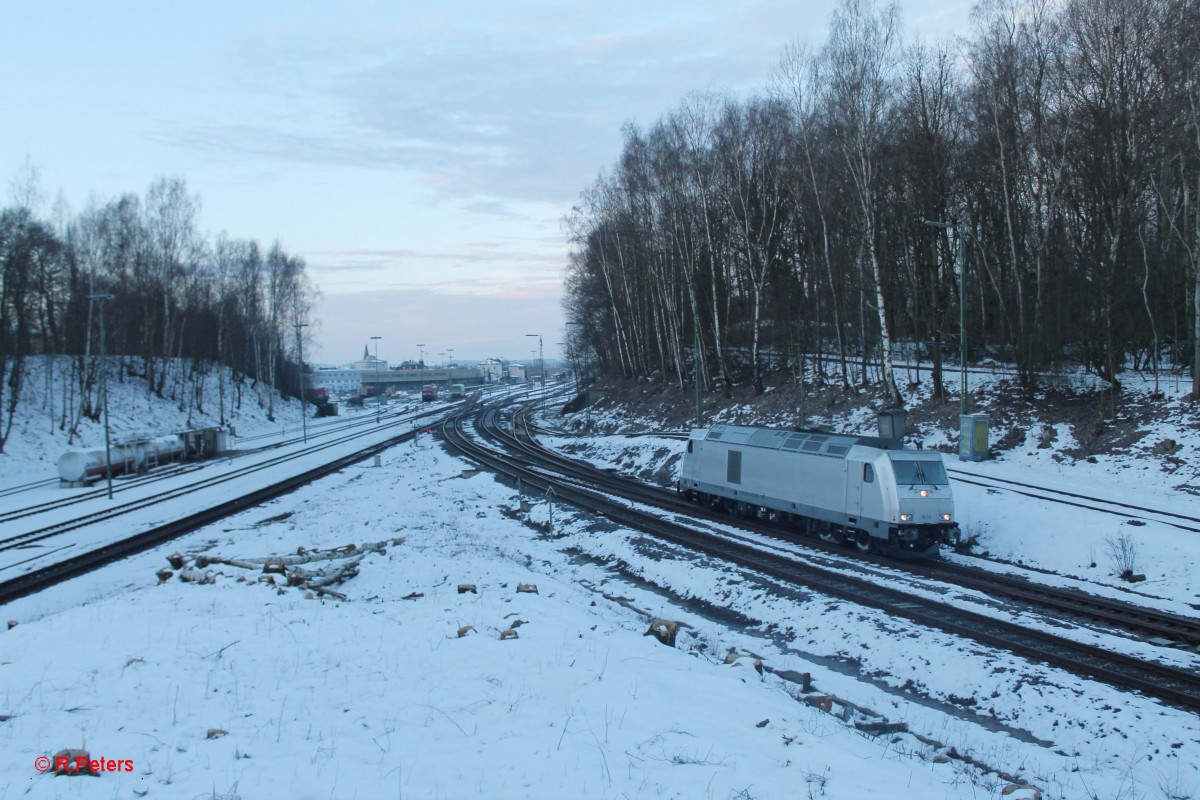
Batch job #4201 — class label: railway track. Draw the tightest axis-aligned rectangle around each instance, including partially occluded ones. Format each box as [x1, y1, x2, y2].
[442, 395, 1200, 712]
[522, 405, 1200, 652]
[0, 403, 440, 523]
[0, 477, 59, 499]
[0, 405, 455, 556]
[947, 467, 1200, 533]
[530, 420, 1200, 647]
[0, 403, 464, 607]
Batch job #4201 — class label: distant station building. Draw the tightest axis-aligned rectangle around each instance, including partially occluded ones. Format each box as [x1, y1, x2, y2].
[311, 366, 375, 395]
[478, 359, 505, 384]
[310, 345, 390, 396]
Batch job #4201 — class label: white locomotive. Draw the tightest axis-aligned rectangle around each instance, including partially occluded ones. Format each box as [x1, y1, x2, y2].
[678, 424, 959, 555]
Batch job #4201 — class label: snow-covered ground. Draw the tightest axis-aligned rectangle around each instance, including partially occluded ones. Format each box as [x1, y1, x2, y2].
[1, 359, 1198, 799]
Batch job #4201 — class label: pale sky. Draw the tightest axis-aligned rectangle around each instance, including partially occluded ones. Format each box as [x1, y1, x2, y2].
[1, 1, 970, 365]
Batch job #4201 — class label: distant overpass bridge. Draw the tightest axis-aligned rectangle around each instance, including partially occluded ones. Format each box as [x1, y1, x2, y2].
[359, 367, 486, 395]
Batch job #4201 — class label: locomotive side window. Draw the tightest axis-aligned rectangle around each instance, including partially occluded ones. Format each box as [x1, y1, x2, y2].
[863, 464, 874, 483]
[727, 451, 742, 484]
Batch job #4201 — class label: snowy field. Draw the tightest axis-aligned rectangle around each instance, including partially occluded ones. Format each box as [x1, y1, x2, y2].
[0, 360, 1198, 799]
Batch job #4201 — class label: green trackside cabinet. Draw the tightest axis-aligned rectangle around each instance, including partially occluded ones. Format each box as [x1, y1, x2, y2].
[958, 414, 989, 461]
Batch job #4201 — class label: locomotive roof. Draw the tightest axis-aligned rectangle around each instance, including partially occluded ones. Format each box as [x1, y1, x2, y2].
[695, 423, 918, 459]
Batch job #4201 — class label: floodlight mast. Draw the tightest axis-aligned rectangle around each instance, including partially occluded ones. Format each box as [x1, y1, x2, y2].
[526, 334, 543, 389]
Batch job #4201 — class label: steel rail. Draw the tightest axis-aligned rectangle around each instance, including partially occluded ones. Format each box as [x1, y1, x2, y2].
[519, 414, 1200, 648]
[0, 403, 444, 524]
[443, 397, 1200, 712]
[0, 404, 467, 606]
[0, 405, 454, 555]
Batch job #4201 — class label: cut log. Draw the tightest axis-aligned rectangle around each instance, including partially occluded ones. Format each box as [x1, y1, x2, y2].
[644, 619, 678, 647]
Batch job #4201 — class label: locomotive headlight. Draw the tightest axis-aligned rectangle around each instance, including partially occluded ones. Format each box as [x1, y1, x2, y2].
[919, 489, 929, 497]
[899, 513, 911, 522]
[942, 513, 952, 522]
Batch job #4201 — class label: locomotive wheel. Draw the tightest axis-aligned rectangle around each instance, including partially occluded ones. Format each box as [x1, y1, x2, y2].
[818, 530, 842, 545]
[853, 531, 873, 553]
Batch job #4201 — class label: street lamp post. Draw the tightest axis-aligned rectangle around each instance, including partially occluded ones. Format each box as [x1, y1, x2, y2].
[294, 322, 308, 443]
[923, 220, 969, 416]
[371, 335, 382, 421]
[89, 293, 116, 500]
[526, 334, 543, 389]
[417, 343, 425, 368]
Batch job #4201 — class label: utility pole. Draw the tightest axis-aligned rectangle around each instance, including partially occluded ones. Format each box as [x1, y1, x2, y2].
[294, 322, 308, 443]
[417, 343, 425, 368]
[923, 220, 969, 416]
[526, 333, 543, 388]
[371, 335, 382, 422]
[89, 293, 116, 500]
[692, 305, 702, 428]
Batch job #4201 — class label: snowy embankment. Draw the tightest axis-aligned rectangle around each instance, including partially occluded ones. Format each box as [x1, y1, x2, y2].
[0, 358, 312, 488]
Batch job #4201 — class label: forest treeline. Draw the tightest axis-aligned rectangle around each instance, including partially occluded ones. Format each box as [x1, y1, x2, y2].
[563, 0, 1200, 407]
[0, 173, 316, 452]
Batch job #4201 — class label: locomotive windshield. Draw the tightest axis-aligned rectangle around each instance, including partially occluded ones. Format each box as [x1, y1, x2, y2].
[890, 458, 949, 485]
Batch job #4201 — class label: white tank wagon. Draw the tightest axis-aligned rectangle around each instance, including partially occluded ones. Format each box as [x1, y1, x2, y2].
[678, 424, 960, 556]
[58, 428, 230, 486]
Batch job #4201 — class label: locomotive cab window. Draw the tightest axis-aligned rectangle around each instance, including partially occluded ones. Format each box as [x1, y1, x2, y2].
[863, 464, 874, 483]
[891, 458, 949, 485]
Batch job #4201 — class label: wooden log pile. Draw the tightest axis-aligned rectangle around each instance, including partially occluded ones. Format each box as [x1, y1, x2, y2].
[159, 539, 401, 601]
